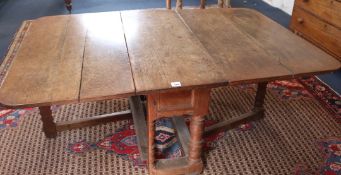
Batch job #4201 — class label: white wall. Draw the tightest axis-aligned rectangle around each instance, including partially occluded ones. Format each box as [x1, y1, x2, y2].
[261, 0, 295, 14]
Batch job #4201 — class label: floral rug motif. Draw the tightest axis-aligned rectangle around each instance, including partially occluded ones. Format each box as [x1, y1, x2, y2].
[236, 122, 255, 132]
[298, 77, 341, 123]
[0, 109, 29, 130]
[237, 79, 312, 101]
[267, 80, 312, 100]
[68, 118, 225, 167]
[295, 138, 341, 175]
[67, 140, 95, 154]
[319, 138, 341, 174]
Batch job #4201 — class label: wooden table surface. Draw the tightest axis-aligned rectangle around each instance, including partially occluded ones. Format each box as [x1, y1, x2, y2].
[0, 8, 339, 108]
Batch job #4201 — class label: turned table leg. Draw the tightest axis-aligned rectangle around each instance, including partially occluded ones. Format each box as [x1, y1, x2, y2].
[188, 115, 205, 164]
[39, 106, 57, 138]
[189, 88, 210, 164]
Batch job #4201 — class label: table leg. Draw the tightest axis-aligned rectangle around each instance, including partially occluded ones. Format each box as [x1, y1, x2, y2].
[166, 0, 171, 9]
[188, 115, 205, 164]
[39, 106, 57, 138]
[252, 82, 268, 116]
[218, 0, 231, 8]
[147, 94, 157, 172]
[176, 0, 183, 10]
[64, 0, 72, 13]
[204, 82, 268, 135]
[200, 0, 206, 9]
[218, 0, 224, 8]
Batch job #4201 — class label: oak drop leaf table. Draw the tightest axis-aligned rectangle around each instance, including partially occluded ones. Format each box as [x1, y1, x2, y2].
[0, 8, 339, 175]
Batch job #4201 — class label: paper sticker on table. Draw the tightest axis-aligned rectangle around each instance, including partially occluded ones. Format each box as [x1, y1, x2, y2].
[171, 82, 182, 88]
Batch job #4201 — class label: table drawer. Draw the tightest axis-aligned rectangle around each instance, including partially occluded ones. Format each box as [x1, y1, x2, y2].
[158, 89, 194, 112]
[290, 7, 341, 60]
[294, 0, 341, 28]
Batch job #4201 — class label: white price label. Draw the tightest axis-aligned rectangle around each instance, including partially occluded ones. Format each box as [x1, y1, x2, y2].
[171, 81, 182, 88]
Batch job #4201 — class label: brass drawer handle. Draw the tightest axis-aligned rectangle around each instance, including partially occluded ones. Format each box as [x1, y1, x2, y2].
[297, 18, 304, 24]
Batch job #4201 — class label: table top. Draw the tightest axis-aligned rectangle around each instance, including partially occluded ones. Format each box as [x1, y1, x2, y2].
[0, 8, 339, 108]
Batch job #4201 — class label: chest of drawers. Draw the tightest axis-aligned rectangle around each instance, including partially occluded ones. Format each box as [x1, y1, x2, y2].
[290, 0, 341, 61]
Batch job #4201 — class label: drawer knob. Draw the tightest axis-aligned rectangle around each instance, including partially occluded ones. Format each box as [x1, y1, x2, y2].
[297, 18, 304, 24]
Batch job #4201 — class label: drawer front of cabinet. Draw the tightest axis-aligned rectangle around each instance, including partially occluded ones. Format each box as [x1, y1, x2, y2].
[290, 7, 341, 60]
[294, 0, 341, 28]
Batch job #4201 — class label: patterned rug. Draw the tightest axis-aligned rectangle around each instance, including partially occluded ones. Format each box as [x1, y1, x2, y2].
[0, 76, 339, 174]
[0, 109, 30, 129]
[0, 85, 340, 174]
[64, 77, 341, 172]
[295, 138, 341, 175]
[68, 118, 225, 166]
[298, 77, 341, 123]
[238, 78, 341, 174]
[318, 138, 341, 174]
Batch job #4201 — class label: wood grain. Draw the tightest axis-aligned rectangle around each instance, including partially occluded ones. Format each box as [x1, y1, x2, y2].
[294, 0, 341, 28]
[218, 8, 340, 77]
[178, 9, 292, 84]
[290, 0, 341, 61]
[290, 5, 341, 61]
[178, 8, 340, 84]
[158, 89, 193, 111]
[0, 15, 86, 107]
[79, 12, 135, 101]
[121, 10, 227, 94]
[1, 8, 340, 108]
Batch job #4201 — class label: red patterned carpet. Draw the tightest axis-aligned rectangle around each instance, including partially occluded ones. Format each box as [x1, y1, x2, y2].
[67, 119, 224, 166]
[60, 76, 339, 174]
[0, 76, 340, 174]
